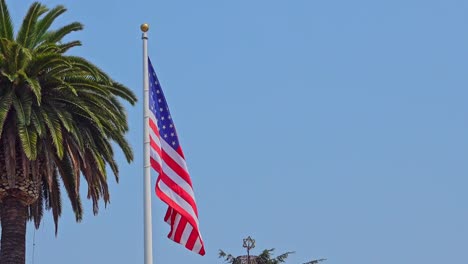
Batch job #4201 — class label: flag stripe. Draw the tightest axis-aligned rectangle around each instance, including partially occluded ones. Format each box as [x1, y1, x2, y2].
[159, 148, 193, 188]
[164, 208, 173, 223]
[149, 138, 161, 156]
[170, 213, 182, 240]
[158, 169, 198, 215]
[160, 139, 189, 175]
[180, 222, 193, 246]
[149, 118, 160, 138]
[186, 229, 198, 250]
[156, 180, 199, 227]
[193, 238, 203, 254]
[150, 152, 162, 171]
[155, 188, 203, 250]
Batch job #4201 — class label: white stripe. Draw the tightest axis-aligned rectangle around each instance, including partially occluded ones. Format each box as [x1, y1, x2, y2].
[180, 224, 193, 246]
[192, 237, 203, 253]
[149, 132, 160, 148]
[157, 180, 199, 227]
[169, 213, 182, 240]
[148, 111, 158, 125]
[161, 158, 195, 198]
[165, 209, 173, 225]
[165, 208, 173, 225]
[161, 139, 188, 171]
[150, 148, 162, 165]
[148, 115, 161, 148]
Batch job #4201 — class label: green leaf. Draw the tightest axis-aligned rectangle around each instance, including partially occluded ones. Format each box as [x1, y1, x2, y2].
[0, 37, 13, 59]
[54, 107, 74, 132]
[41, 109, 64, 159]
[105, 81, 137, 105]
[17, 119, 37, 159]
[2, 41, 32, 76]
[42, 22, 83, 44]
[12, 92, 33, 126]
[53, 97, 104, 134]
[54, 153, 83, 222]
[57, 40, 81, 53]
[33, 5, 66, 47]
[27, 53, 68, 77]
[66, 56, 111, 83]
[16, 2, 47, 48]
[30, 109, 45, 136]
[0, 70, 15, 82]
[18, 70, 41, 104]
[0, 0, 13, 40]
[0, 89, 13, 136]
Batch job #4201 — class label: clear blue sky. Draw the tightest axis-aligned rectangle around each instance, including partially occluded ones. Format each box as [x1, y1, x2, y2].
[7, 0, 468, 263]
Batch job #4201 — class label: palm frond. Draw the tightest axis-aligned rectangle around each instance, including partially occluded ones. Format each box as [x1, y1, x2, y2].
[274, 251, 294, 263]
[2, 126, 16, 187]
[54, 151, 83, 222]
[12, 92, 33, 126]
[16, 2, 48, 48]
[18, 70, 41, 104]
[42, 22, 83, 44]
[33, 5, 66, 47]
[105, 81, 137, 105]
[219, 250, 237, 263]
[57, 40, 81, 53]
[0, 0, 13, 40]
[30, 109, 45, 136]
[40, 108, 64, 159]
[0, 89, 13, 136]
[28, 182, 44, 229]
[49, 170, 62, 235]
[16, 120, 37, 159]
[27, 53, 70, 77]
[303, 258, 327, 264]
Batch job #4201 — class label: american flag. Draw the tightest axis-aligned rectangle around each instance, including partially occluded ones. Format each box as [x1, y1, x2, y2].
[147, 58, 205, 255]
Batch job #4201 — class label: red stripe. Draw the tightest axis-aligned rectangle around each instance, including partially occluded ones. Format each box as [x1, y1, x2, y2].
[175, 146, 185, 158]
[158, 172, 199, 216]
[168, 211, 176, 238]
[149, 137, 162, 155]
[164, 207, 172, 223]
[153, 146, 199, 217]
[150, 157, 162, 174]
[160, 149, 193, 187]
[173, 217, 187, 243]
[185, 229, 198, 250]
[156, 180, 202, 235]
[149, 118, 160, 136]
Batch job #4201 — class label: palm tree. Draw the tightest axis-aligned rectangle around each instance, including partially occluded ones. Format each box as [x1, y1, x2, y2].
[0, 1, 136, 263]
[219, 247, 325, 264]
[219, 248, 294, 264]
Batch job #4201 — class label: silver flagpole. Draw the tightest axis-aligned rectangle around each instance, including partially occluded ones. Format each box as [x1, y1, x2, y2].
[141, 23, 154, 264]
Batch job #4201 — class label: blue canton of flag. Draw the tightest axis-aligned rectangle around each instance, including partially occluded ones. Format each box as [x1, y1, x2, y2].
[149, 64, 180, 150]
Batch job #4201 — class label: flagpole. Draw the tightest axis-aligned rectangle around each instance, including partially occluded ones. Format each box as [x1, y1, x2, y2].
[141, 23, 154, 264]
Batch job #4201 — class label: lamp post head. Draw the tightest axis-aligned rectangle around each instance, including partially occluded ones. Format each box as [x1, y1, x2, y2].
[243, 236, 256, 251]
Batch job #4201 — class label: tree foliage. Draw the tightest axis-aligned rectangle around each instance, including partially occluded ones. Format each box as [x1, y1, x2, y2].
[219, 245, 325, 264]
[0, 0, 136, 233]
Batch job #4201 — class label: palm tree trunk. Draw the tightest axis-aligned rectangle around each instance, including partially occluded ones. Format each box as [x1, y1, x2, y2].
[0, 197, 27, 264]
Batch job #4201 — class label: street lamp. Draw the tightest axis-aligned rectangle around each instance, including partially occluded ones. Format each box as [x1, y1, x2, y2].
[243, 236, 256, 264]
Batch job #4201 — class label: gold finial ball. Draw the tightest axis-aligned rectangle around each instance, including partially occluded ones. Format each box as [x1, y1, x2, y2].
[140, 23, 149, 32]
